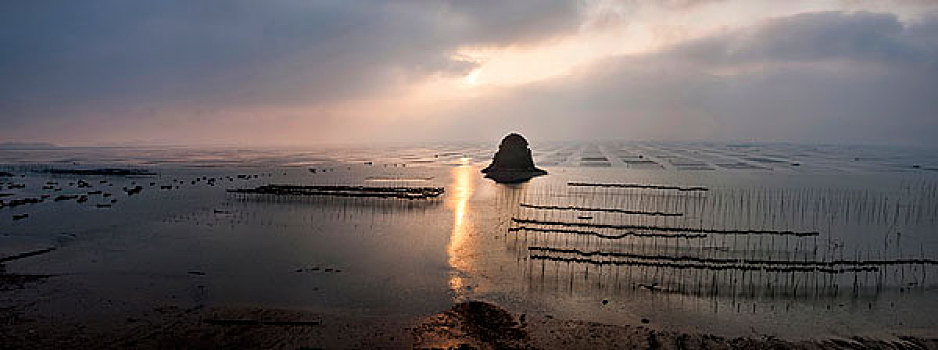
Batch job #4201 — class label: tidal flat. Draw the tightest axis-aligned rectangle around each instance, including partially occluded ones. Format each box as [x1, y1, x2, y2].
[1, 142, 937, 348]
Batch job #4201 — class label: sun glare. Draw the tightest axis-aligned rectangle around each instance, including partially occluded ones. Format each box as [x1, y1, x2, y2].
[461, 69, 481, 87]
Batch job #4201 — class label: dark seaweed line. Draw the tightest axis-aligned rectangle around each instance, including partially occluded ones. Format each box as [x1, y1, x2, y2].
[227, 184, 444, 199]
[519, 203, 682, 217]
[528, 246, 938, 267]
[509, 226, 707, 239]
[568, 182, 708, 192]
[229, 190, 438, 199]
[511, 218, 820, 237]
[0, 247, 56, 263]
[529, 255, 878, 274]
[240, 184, 444, 194]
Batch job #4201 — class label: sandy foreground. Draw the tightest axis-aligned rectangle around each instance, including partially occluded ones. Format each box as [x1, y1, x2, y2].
[2, 273, 936, 350]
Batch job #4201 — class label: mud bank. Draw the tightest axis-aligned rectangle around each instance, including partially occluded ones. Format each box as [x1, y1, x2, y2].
[413, 301, 938, 350]
[2, 291, 936, 349]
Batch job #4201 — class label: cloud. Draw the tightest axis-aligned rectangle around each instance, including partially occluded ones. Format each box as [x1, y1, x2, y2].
[411, 11, 938, 146]
[672, 11, 932, 65]
[0, 1, 576, 135]
[1, 2, 937, 147]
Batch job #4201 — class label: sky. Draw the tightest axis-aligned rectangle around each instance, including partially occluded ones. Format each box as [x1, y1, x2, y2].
[1, 0, 937, 147]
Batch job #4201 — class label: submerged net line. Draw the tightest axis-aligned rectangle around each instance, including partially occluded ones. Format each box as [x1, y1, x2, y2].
[511, 218, 820, 237]
[0, 247, 56, 263]
[519, 203, 683, 217]
[228, 184, 445, 199]
[528, 246, 938, 267]
[528, 254, 878, 273]
[509, 226, 707, 239]
[568, 182, 708, 192]
[528, 253, 878, 274]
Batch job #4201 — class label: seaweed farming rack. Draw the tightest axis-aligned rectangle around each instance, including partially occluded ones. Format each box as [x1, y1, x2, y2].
[228, 184, 445, 200]
[509, 180, 938, 301]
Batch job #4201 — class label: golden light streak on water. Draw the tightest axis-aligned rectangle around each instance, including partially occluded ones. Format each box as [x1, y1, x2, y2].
[446, 159, 476, 294]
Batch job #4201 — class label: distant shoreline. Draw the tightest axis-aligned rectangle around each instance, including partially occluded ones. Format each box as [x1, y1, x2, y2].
[0, 142, 57, 150]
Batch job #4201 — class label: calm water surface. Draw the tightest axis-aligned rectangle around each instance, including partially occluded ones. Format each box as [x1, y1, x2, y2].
[1, 142, 936, 338]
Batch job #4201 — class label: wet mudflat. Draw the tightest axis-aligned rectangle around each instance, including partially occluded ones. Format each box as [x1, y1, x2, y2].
[1, 142, 937, 348]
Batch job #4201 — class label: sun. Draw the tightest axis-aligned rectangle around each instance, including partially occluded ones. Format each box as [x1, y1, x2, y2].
[461, 69, 482, 87]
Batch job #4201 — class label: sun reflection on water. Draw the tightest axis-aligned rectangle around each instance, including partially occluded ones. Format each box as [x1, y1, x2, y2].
[446, 160, 475, 294]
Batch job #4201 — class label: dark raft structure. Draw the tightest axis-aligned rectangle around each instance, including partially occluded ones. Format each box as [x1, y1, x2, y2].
[482, 133, 548, 183]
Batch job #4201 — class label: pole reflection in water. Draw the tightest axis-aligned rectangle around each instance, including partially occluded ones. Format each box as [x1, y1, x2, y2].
[447, 159, 476, 295]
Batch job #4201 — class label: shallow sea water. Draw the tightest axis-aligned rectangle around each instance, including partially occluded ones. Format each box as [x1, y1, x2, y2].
[1, 141, 936, 339]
